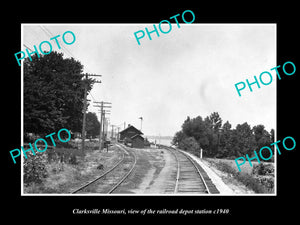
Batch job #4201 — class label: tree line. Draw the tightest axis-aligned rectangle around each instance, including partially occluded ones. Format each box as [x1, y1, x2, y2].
[172, 112, 275, 160]
[24, 51, 99, 141]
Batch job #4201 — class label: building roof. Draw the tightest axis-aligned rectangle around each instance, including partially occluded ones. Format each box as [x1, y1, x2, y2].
[131, 134, 144, 140]
[119, 125, 143, 135]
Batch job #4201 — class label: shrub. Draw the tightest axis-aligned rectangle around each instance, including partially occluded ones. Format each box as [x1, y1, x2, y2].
[68, 154, 78, 165]
[97, 164, 104, 170]
[178, 137, 200, 157]
[215, 161, 234, 174]
[24, 153, 48, 185]
[252, 163, 274, 176]
[257, 163, 266, 175]
[256, 176, 274, 190]
[47, 147, 83, 164]
[214, 161, 269, 193]
[55, 141, 74, 149]
[235, 173, 267, 193]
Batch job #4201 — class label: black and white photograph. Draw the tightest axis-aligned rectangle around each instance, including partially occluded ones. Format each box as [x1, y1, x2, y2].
[21, 24, 276, 196]
[3, 5, 298, 221]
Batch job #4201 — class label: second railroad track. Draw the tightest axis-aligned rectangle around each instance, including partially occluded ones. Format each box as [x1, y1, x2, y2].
[71, 144, 137, 194]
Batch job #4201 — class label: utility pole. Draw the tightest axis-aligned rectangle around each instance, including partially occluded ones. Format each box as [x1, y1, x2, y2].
[81, 77, 88, 152]
[111, 125, 115, 140]
[81, 74, 101, 153]
[94, 101, 112, 150]
[105, 117, 110, 141]
[117, 127, 120, 142]
[115, 122, 125, 141]
[102, 110, 110, 145]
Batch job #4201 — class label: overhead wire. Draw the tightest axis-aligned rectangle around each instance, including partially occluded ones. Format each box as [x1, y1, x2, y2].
[40, 25, 97, 75]
[23, 26, 101, 112]
[23, 44, 33, 52]
[23, 26, 45, 52]
[39, 25, 75, 59]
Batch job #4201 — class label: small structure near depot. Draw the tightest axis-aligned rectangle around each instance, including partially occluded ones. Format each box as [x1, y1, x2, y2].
[131, 134, 145, 148]
[119, 125, 145, 148]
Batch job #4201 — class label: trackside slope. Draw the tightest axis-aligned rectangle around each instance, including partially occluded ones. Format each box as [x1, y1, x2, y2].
[178, 150, 235, 195]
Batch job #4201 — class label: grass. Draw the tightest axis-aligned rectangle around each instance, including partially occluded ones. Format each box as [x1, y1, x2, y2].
[23, 143, 123, 194]
[206, 158, 259, 174]
[204, 158, 274, 194]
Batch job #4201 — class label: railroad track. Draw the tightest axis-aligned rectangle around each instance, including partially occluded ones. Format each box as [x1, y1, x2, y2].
[162, 146, 219, 194]
[71, 144, 137, 194]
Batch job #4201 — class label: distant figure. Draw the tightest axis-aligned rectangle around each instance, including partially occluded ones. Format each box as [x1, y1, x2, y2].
[104, 140, 111, 152]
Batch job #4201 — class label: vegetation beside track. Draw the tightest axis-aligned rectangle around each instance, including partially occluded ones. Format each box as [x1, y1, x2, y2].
[203, 158, 274, 193]
[23, 141, 121, 193]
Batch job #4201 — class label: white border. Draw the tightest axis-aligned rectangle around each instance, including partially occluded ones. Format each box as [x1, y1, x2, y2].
[21, 23, 277, 196]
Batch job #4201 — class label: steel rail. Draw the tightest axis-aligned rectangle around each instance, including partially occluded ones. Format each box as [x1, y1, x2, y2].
[164, 146, 210, 194]
[165, 146, 180, 193]
[107, 144, 137, 194]
[71, 146, 126, 194]
[177, 148, 210, 194]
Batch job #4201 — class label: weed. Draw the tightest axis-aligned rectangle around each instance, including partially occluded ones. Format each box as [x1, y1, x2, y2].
[24, 153, 48, 185]
[69, 155, 78, 165]
[214, 161, 271, 193]
[97, 164, 104, 170]
[252, 163, 274, 176]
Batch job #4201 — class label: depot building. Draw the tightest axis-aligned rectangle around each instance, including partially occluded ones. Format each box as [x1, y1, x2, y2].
[119, 125, 147, 148]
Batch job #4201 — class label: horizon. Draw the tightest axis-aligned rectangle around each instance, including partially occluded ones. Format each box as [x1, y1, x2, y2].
[22, 24, 276, 137]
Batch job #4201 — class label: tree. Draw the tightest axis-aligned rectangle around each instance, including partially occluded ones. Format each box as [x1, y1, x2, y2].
[178, 137, 200, 157]
[172, 130, 187, 146]
[222, 120, 232, 131]
[203, 112, 223, 157]
[270, 129, 275, 143]
[182, 116, 209, 149]
[217, 121, 232, 157]
[252, 125, 272, 160]
[172, 112, 274, 159]
[201, 116, 215, 156]
[24, 52, 95, 137]
[253, 125, 266, 142]
[181, 116, 192, 137]
[208, 112, 222, 133]
[86, 112, 100, 139]
[235, 122, 255, 156]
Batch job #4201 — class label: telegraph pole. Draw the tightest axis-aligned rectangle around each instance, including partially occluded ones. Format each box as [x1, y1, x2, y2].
[111, 125, 115, 140]
[81, 74, 101, 153]
[94, 101, 112, 150]
[81, 76, 88, 153]
[115, 122, 124, 141]
[104, 117, 110, 142]
[102, 110, 110, 147]
[117, 127, 120, 142]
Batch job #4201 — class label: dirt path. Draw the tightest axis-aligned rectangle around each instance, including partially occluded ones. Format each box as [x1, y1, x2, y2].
[144, 148, 176, 193]
[113, 147, 167, 194]
[124, 147, 177, 194]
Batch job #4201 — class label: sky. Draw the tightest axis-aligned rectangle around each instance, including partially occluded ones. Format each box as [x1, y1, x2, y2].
[22, 24, 276, 136]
